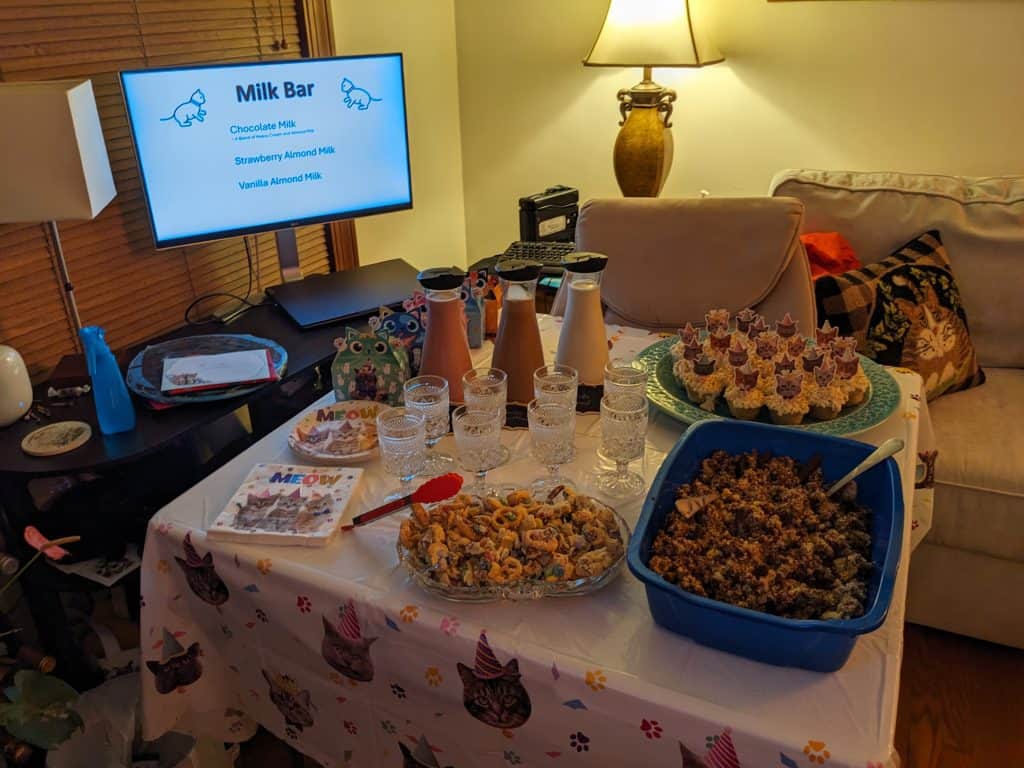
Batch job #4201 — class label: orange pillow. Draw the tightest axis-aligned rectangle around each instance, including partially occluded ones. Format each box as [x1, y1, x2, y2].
[801, 232, 861, 279]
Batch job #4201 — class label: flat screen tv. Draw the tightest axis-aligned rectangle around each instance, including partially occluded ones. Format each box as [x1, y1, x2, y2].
[120, 53, 412, 249]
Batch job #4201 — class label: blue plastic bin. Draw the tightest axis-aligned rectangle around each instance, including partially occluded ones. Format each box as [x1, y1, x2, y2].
[627, 420, 904, 672]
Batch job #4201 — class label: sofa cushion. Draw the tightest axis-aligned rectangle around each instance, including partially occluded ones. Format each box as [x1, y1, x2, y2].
[770, 170, 1024, 368]
[814, 231, 985, 401]
[926, 368, 1024, 562]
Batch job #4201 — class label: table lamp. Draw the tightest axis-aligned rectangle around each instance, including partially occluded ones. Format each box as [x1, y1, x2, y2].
[584, 0, 723, 197]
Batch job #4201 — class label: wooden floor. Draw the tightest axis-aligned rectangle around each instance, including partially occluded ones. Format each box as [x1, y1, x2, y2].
[239, 623, 1024, 768]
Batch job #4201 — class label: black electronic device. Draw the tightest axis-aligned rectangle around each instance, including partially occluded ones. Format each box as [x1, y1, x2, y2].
[502, 240, 577, 275]
[266, 258, 421, 329]
[519, 185, 579, 242]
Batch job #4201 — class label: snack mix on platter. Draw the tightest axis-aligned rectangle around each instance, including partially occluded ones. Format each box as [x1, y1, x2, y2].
[399, 486, 624, 587]
[647, 450, 873, 621]
[670, 309, 869, 424]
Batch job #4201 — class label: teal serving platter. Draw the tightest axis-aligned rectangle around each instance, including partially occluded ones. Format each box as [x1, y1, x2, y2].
[635, 337, 900, 437]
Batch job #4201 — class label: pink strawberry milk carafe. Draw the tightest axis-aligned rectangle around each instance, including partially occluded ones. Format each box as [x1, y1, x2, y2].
[417, 267, 473, 402]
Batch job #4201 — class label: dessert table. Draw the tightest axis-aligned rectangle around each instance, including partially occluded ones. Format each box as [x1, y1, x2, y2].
[140, 316, 935, 768]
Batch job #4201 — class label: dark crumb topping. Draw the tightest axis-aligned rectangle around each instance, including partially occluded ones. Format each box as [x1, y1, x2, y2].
[647, 450, 872, 621]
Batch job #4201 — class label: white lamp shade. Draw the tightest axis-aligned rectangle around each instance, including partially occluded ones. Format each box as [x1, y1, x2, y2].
[0, 79, 116, 223]
[584, 0, 723, 68]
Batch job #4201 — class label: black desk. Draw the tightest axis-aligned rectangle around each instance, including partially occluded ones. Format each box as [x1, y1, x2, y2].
[0, 302, 352, 477]
[0, 301, 359, 687]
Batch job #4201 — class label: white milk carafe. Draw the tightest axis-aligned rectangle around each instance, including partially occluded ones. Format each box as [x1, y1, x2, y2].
[555, 253, 609, 386]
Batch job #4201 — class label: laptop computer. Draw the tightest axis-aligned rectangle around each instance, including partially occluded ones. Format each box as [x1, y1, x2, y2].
[267, 258, 421, 329]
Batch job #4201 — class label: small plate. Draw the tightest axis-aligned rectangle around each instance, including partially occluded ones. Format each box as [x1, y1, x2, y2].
[22, 421, 91, 456]
[397, 495, 631, 603]
[288, 400, 386, 463]
[636, 337, 901, 437]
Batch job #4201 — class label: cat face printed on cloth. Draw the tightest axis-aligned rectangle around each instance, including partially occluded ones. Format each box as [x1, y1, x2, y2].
[456, 631, 531, 729]
[321, 599, 377, 682]
[146, 628, 202, 694]
[262, 669, 315, 732]
[174, 532, 229, 606]
[399, 735, 455, 768]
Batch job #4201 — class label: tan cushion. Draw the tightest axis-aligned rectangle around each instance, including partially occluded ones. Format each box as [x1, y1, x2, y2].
[568, 197, 816, 332]
[770, 170, 1024, 368]
[926, 368, 1024, 562]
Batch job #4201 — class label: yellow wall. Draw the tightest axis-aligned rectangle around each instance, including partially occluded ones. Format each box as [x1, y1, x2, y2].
[455, 0, 1024, 261]
[332, 0, 467, 270]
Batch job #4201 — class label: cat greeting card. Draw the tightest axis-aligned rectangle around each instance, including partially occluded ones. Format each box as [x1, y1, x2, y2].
[161, 348, 276, 394]
[208, 464, 363, 546]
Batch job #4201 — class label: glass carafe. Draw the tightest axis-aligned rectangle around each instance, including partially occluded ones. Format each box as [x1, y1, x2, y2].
[417, 267, 473, 402]
[555, 252, 609, 386]
[491, 260, 545, 404]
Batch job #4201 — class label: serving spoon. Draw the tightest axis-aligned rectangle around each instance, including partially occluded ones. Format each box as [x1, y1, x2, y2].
[826, 438, 905, 497]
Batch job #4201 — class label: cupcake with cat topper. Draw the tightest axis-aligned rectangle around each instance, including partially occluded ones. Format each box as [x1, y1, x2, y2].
[670, 323, 699, 361]
[680, 354, 726, 410]
[786, 334, 808, 359]
[724, 362, 764, 420]
[707, 328, 732, 358]
[726, 337, 749, 368]
[734, 307, 758, 334]
[775, 312, 799, 339]
[745, 315, 769, 342]
[705, 308, 730, 334]
[751, 333, 781, 377]
[765, 371, 810, 425]
[815, 319, 840, 348]
[807, 357, 846, 420]
[835, 347, 870, 405]
[801, 345, 828, 379]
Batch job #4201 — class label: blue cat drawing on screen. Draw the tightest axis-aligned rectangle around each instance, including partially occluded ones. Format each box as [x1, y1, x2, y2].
[331, 328, 408, 405]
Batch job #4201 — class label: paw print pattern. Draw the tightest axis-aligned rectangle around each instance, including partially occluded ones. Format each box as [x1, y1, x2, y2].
[257, 559, 272, 575]
[390, 683, 406, 700]
[569, 731, 590, 753]
[400, 605, 419, 623]
[296, 595, 312, 613]
[343, 720, 357, 735]
[381, 720, 396, 735]
[640, 719, 662, 739]
[256, 609, 268, 623]
[585, 669, 607, 691]
[503, 750, 522, 765]
[440, 616, 459, 636]
[803, 740, 831, 764]
[424, 666, 443, 686]
[706, 734, 719, 750]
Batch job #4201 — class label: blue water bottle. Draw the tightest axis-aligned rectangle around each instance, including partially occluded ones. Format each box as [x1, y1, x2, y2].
[79, 326, 136, 435]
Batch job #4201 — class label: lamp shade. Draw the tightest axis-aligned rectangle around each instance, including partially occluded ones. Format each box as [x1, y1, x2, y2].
[0, 80, 116, 223]
[583, 0, 722, 68]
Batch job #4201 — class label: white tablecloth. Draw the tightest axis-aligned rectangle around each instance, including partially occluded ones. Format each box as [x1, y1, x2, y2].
[140, 317, 932, 768]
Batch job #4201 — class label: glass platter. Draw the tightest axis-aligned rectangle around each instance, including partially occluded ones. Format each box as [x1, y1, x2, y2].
[635, 337, 900, 437]
[397, 497, 631, 603]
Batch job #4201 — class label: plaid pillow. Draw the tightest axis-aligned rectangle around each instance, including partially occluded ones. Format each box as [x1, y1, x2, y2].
[815, 230, 984, 400]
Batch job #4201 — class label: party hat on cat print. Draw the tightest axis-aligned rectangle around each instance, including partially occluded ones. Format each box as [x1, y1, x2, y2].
[474, 631, 504, 679]
[160, 628, 185, 662]
[340, 598, 362, 640]
[705, 727, 740, 768]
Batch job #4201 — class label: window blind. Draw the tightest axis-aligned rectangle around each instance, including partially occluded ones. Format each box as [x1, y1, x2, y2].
[0, 0, 347, 379]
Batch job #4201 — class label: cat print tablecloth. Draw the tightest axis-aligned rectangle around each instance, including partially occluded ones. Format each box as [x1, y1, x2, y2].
[140, 318, 932, 768]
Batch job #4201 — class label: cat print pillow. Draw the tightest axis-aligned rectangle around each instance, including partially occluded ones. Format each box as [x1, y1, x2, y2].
[814, 230, 984, 400]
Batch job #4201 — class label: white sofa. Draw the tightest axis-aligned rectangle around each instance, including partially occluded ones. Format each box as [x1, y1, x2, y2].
[770, 170, 1024, 648]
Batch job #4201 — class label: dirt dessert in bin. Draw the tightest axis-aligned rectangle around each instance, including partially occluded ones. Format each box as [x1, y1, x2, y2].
[765, 370, 809, 425]
[807, 357, 847, 420]
[723, 362, 764, 420]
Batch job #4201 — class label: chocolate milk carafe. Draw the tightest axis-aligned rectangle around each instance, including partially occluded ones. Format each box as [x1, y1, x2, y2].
[491, 260, 545, 404]
[417, 267, 473, 402]
[555, 252, 609, 386]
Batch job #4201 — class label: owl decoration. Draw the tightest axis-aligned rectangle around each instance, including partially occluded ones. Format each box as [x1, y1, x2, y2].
[331, 327, 408, 405]
[368, 295, 427, 375]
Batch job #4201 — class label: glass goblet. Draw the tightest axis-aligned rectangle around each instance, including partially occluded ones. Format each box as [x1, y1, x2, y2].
[533, 364, 579, 409]
[594, 394, 648, 499]
[376, 408, 426, 501]
[403, 375, 453, 475]
[462, 367, 510, 465]
[604, 358, 648, 403]
[527, 399, 576, 496]
[452, 405, 504, 497]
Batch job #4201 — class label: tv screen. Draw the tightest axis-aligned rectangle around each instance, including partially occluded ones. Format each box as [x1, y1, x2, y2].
[120, 54, 412, 249]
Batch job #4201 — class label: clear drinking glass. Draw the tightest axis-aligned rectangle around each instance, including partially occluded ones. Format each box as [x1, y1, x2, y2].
[403, 375, 453, 475]
[376, 408, 427, 501]
[604, 358, 648, 402]
[594, 394, 648, 499]
[452, 405, 505, 497]
[533, 364, 578, 408]
[462, 367, 510, 465]
[527, 399, 576, 495]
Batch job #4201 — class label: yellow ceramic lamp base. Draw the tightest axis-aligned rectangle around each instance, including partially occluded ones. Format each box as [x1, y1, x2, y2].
[613, 106, 674, 197]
